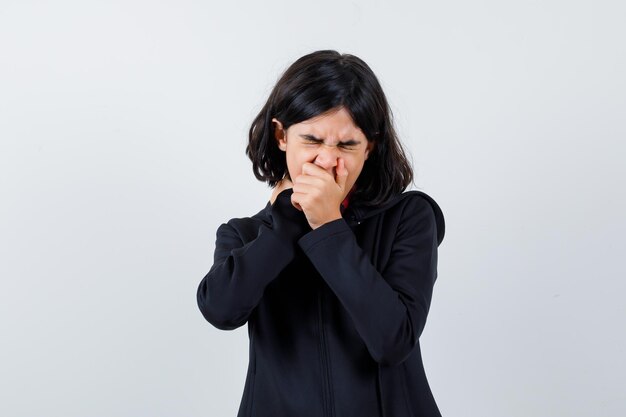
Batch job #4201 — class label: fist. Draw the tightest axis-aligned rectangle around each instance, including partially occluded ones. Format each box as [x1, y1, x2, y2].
[291, 158, 349, 229]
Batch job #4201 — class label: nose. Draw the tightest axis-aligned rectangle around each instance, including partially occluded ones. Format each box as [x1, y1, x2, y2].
[314, 144, 340, 173]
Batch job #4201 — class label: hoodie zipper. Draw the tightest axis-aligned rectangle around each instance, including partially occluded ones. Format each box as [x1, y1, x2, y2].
[317, 286, 335, 417]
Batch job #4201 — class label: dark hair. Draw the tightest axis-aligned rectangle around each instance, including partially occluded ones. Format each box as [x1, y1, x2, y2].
[246, 49, 413, 207]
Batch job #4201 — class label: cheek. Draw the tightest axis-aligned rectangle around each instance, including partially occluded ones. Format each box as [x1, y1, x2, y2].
[286, 151, 307, 177]
[289, 150, 316, 168]
[345, 158, 365, 176]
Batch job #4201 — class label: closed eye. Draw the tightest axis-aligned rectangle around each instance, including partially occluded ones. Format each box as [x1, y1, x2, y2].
[301, 135, 323, 144]
[300, 134, 360, 150]
[303, 138, 321, 144]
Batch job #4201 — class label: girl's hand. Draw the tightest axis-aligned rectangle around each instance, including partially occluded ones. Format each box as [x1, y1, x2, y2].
[292, 158, 349, 230]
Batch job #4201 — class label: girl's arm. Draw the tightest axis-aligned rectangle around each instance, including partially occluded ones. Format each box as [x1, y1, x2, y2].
[297, 194, 442, 366]
[196, 189, 310, 330]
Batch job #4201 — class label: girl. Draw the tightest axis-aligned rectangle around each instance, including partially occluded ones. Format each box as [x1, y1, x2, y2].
[197, 50, 445, 417]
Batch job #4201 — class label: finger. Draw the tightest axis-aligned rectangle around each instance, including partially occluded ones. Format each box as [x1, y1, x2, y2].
[294, 174, 325, 187]
[293, 182, 323, 200]
[301, 162, 331, 178]
[335, 157, 348, 190]
[290, 192, 303, 211]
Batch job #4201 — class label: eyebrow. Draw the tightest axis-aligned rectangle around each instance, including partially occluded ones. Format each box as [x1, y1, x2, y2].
[299, 134, 362, 146]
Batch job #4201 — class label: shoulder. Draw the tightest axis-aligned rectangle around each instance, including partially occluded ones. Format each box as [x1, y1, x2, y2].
[389, 190, 446, 246]
[215, 203, 272, 244]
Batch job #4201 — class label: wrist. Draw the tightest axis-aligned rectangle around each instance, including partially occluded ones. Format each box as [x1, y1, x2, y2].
[310, 211, 343, 230]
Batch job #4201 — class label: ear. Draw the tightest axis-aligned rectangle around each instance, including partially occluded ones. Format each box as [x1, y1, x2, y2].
[364, 141, 375, 160]
[272, 118, 287, 151]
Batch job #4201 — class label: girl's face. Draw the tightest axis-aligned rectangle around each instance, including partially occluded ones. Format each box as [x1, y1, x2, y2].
[273, 107, 374, 202]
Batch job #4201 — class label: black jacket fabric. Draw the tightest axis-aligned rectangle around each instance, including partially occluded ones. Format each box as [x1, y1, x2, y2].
[197, 188, 445, 417]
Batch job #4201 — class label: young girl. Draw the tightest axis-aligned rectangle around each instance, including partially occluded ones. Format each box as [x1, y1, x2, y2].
[197, 50, 445, 417]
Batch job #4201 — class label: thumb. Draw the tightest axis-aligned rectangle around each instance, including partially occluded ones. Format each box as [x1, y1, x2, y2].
[335, 158, 348, 191]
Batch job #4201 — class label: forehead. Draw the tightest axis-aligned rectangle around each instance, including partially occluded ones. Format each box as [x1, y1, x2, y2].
[295, 107, 365, 140]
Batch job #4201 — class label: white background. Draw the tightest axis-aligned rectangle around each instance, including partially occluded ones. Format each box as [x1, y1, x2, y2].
[1, 1, 624, 416]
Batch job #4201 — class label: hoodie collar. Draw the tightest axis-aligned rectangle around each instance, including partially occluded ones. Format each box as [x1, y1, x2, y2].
[260, 188, 444, 245]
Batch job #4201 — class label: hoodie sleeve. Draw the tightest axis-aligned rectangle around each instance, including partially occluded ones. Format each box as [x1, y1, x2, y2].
[197, 190, 314, 331]
[297, 194, 443, 366]
[196, 221, 296, 331]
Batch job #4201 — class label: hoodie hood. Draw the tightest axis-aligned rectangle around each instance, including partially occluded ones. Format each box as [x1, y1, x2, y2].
[348, 190, 445, 246]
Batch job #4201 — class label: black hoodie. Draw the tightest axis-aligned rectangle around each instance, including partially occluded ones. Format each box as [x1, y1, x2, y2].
[197, 188, 445, 417]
